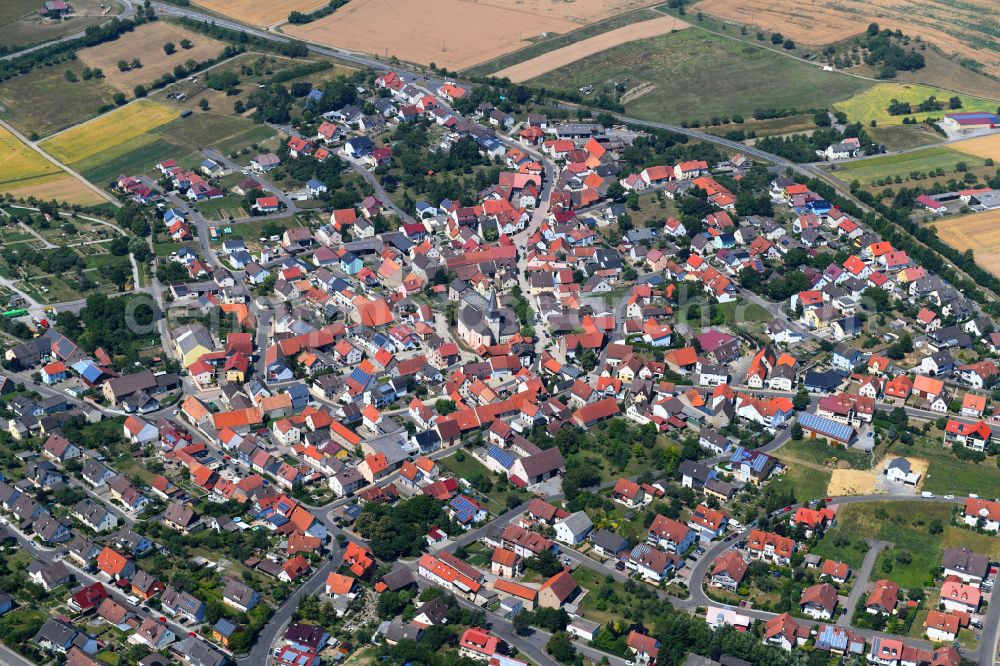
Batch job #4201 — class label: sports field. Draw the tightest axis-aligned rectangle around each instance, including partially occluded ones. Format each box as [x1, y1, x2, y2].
[0, 126, 104, 205]
[41, 101, 180, 167]
[692, 0, 1000, 78]
[285, 0, 660, 70]
[835, 83, 997, 126]
[933, 209, 1000, 278]
[77, 21, 227, 93]
[194, 0, 330, 26]
[831, 147, 984, 184]
[531, 29, 871, 124]
[493, 16, 687, 82]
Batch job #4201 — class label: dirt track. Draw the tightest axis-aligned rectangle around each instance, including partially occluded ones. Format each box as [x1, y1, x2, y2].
[493, 16, 689, 82]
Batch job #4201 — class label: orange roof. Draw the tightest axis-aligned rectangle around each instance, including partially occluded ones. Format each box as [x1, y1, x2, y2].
[491, 547, 519, 567]
[364, 452, 388, 475]
[665, 347, 698, 367]
[325, 572, 356, 596]
[182, 395, 210, 422]
[492, 579, 537, 600]
[962, 393, 987, 412]
[97, 547, 130, 576]
[212, 407, 262, 430]
[913, 374, 944, 396]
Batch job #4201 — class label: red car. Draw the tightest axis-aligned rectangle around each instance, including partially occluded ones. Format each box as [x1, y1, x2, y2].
[159, 616, 166, 623]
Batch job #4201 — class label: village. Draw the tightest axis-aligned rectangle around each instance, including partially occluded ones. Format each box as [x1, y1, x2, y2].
[1, 3, 1000, 666]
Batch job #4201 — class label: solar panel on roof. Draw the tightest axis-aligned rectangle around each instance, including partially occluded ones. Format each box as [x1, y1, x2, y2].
[487, 445, 515, 469]
[799, 412, 854, 442]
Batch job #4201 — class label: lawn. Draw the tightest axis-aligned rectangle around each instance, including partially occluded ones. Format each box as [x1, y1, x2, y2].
[778, 438, 873, 470]
[888, 436, 1000, 497]
[0, 60, 121, 138]
[437, 451, 525, 513]
[770, 465, 831, 505]
[835, 83, 998, 126]
[41, 100, 180, 165]
[867, 125, 942, 151]
[829, 147, 984, 185]
[531, 29, 872, 125]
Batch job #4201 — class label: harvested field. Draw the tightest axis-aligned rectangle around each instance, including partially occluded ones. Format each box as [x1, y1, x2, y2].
[493, 16, 688, 82]
[827, 468, 877, 496]
[933, 209, 1000, 278]
[193, 0, 329, 27]
[692, 0, 1000, 78]
[0, 126, 103, 206]
[77, 22, 227, 93]
[40, 101, 179, 166]
[835, 83, 997, 127]
[285, 0, 660, 70]
[951, 133, 1000, 162]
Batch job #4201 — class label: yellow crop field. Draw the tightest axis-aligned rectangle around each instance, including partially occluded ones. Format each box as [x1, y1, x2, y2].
[0, 126, 103, 205]
[0, 125, 62, 186]
[952, 133, 1000, 162]
[934, 210, 1000, 278]
[41, 100, 178, 166]
[835, 83, 997, 126]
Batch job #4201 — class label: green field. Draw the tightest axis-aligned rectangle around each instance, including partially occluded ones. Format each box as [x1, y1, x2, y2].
[0, 61, 120, 137]
[531, 30, 872, 124]
[778, 438, 872, 470]
[814, 501, 1000, 589]
[889, 437, 1000, 497]
[770, 466, 831, 504]
[836, 83, 998, 127]
[867, 125, 942, 151]
[64, 111, 277, 186]
[830, 147, 985, 185]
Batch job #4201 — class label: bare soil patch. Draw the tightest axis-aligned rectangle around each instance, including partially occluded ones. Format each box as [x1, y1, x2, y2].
[77, 22, 227, 93]
[193, 0, 330, 27]
[693, 0, 1000, 78]
[494, 15, 687, 82]
[828, 468, 878, 496]
[285, 0, 660, 70]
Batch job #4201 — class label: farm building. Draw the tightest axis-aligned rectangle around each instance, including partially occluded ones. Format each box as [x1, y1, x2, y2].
[942, 112, 1000, 132]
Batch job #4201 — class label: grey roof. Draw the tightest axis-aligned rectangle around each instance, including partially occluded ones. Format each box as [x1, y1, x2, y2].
[384, 619, 423, 642]
[942, 547, 989, 579]
[591, 528, 628, 554]
[415, 597, 449, 624]
[172, 636, 230, 666]
[556, 510, 593, 536]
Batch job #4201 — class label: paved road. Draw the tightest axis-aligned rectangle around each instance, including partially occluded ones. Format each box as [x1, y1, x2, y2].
[837, 540, 888, 627]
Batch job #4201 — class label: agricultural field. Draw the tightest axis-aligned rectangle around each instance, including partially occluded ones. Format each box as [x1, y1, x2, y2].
[40, 100, 179, 166]
[193, 0, 330, 27]
[0, 0, 118, 51]
[284, 0, 661, 70]
[930, 209, 1000, 279]
[493, 16, 687, 82]
[37, 101, 274, 187]
[834, 83, 997, 126]
[691, 0, 1000, 78]
[951, 133, 1000, 162]
[531, 30, 872, 125]
[828, 147, 985, 185]
[0, 60, 120, 137]
[0, 126, 104, 206]
[76, 21, 228, 93]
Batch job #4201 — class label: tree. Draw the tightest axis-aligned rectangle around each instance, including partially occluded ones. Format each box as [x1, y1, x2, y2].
[133, 84, 147, 98]
[512, 611, 532, 636]
[112, 92, 127, 106]
[130, 58, 142, 69]
[435, 399, 456, 415]
[546, 632, 576, 664]
[64, 70, 77, 82]
[790, 422, 803, 440]
[199, 98, 209, 111]
[180, 39, 193, 49]
[783, 38, 796, 49]
[163, 42, 176, 55]
[793, 388, 810, 411]
[117, 59, 129, 71]
[770, 32, 784, 44]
